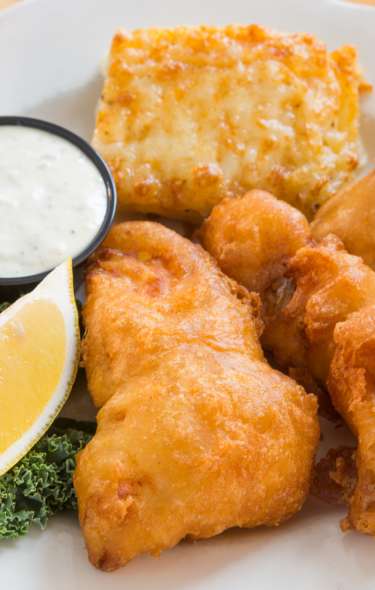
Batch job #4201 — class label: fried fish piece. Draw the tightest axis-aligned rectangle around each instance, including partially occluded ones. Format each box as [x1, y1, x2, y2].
[201, 190, 375, 535]
[276, 253, 375, 535]
[312, 169, 375, 269]
[200, 190, 311, 296]
[328, 306, 375, 533]
[93, 25, 364, 221]
[75, 221, 318, 570]
[263, 236, 375, 384]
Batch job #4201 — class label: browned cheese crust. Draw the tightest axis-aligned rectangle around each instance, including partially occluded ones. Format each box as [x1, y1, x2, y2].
[93, 25, 364, 221]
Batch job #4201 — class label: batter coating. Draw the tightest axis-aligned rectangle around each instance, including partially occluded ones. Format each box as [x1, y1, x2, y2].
[75, 221, 318, 570]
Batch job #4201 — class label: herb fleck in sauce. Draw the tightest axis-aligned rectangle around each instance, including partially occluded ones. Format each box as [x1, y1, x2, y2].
[0, 126, 107, 277]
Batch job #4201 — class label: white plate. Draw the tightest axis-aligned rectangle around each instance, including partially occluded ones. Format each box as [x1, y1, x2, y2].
[1, 0, 375, 588]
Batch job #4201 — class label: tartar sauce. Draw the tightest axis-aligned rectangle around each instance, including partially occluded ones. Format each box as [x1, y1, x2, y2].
[0, 125, 107, 277]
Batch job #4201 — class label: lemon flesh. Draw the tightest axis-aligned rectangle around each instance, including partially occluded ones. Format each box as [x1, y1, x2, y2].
[0, 260, 80, 475]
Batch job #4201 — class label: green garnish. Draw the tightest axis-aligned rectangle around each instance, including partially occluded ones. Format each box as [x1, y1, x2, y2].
[0, 418, 95, 540]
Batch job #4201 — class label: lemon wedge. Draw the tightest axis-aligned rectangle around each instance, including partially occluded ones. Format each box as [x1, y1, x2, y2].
[0, 259, 80, 476]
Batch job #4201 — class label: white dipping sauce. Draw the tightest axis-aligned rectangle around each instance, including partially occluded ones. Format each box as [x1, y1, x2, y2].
[0, 125, 107, 277]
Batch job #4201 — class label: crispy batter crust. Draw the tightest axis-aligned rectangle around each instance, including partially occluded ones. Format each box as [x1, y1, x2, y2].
[201, 189, 375, 536]
[76, 221, 318, 570]
[328, 306, 375, 533]
[312, 170, 375, 269]
[94, 25, 363, 221]
[263, 235, 375, 383]
[312, 447, 357, 507]
[200, 190, 311, 295]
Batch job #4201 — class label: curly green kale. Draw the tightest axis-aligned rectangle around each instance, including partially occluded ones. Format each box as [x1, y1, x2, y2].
[0, 419, 95, 540]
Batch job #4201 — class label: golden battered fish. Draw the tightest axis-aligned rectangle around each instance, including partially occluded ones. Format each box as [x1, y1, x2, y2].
[75, 221, 318, 570]
[329, 305, 375, 534]
[93, 25, 364, 221]
[312, 169, 375, 269]
[200, 190, 311, 295]
[263, 235, 375, 384]
[201, 189, 375, 536]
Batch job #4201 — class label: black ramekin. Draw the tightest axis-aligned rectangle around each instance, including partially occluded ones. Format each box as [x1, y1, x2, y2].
[0, 116, 117, 287]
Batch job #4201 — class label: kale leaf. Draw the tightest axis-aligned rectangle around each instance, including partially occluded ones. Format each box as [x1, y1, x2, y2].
[0, 419, 95, 539]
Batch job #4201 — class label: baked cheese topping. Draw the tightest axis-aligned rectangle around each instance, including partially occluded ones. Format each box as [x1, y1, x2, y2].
[93, 25, 365, 221]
